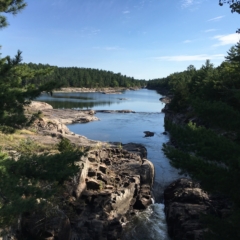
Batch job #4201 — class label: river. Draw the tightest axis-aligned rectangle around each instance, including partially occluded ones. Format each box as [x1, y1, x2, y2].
[37, 88, 181, 240]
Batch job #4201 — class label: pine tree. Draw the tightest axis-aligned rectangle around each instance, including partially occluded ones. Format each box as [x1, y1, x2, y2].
[0, 2, 59, 130]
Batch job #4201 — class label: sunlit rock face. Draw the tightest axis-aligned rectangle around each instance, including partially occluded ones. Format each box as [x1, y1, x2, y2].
[21, 144, 154, 240]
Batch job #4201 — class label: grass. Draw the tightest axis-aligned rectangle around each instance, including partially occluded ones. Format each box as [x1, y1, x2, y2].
[0, 129, 56, 155]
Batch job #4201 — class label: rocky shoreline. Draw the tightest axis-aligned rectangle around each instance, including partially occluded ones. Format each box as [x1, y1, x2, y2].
[54, 87, 141, 94]
[23, 96, 231, 240]
[161, 100, 233, 240]
[17, 101, 155, 240]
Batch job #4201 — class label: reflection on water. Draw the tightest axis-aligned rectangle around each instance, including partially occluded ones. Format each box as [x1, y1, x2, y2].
[51, 95, 94, 100]
[37, 89, 165, 112]
[38, 100, 114, 109]
[36, 89, 180, 240]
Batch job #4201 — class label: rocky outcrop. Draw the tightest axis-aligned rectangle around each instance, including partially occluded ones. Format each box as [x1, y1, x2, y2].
[143, 131, 154, 137]
[20, 101, 155, 239]
[28, 101, 53, 110]
[55, 87, 127, 94]
[164, 178, 232, 240]
[41, 109, 99, 125]
[28, 101, 99, 139]
[159, 96, 172, 104]
[96, 110, 135, 113]
[21, 144, 154, 240]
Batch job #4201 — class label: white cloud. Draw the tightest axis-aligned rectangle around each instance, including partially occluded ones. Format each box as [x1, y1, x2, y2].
[154, 54, 225, 62]
[181, 0, 193, 8]
[213, 33, 240, 46]
[207, 16, 224, 22]
[204, 29, 217, 33]
[183, 40, 192, 43]
[181, 0, 201, 9]
[123, 10, 130, 14]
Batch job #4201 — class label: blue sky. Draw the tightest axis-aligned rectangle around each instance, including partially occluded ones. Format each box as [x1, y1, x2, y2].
[1, 0, 240, 80]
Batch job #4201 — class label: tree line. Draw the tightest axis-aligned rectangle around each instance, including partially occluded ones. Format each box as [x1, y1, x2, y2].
[25, 63, 146, 88]
[147, 41, 240, 239]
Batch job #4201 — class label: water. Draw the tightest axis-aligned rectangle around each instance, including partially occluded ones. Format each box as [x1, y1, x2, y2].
[37, 89, 181, 239]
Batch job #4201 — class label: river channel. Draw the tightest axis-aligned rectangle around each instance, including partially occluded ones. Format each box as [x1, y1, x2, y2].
[37, 88, 181, 240]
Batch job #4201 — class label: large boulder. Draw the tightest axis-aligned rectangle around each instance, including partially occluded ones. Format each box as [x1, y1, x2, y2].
[143, 131, 154, 137]
[20, 144, 154, 240]
[71, 145, 154, 239]
[164, 178, 232, 240]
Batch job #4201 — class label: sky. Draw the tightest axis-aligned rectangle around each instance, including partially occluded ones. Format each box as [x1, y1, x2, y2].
[1, 0, 240, 80]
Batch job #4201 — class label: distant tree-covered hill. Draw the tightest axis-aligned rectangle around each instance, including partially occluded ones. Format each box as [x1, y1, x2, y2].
[25, 63, 147, 88]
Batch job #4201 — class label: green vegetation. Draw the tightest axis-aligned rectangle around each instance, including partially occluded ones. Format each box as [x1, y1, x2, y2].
[0, 0, 27, 29]
[0, 2, 85, 236]
[0, 148, 83, 229]
[148, 41, 240, 239]
[219, 1, 240, 32]
[25, 63, 146, 88]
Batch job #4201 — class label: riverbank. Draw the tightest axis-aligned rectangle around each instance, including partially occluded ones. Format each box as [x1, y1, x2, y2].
[1, 101, 155, 239]
[161, 99, 235, 240]
[54, 87, 142, 94]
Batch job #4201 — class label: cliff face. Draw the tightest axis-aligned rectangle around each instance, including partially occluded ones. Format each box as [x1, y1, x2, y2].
[20, 145, 154, 240]
[17, 102, 155, 240]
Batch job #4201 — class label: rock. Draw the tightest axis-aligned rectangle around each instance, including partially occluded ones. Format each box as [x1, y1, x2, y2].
[70, 146, 154, 239]
[159, 96, 172, 104]
[164, 178, 232, 240]
[122, 142, 147, 158]
[96, 110, 135, 113]
[18, 145, 154, 240]
[41, 109, 99, 125]
[89, 110, 95, 115]
[54, 87, 127, 94]
[19, 101, 154, 239]
[27, 101, 53, 110]
[144, 131, 154, 137]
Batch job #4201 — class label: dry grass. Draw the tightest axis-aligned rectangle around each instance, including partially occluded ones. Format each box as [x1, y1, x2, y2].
[0, 129, 57, 155]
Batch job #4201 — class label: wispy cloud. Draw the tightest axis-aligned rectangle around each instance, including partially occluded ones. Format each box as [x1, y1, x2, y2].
[79, 27, 101, 37]
[93, 46, 123, 51]
[213, 33, 240, 46]
[207, 16, 224, 22]
[154, 54, 224, 62]
[122, 10, 130, 14]
[204, 29, 217, 33]
[181, 0, 202, 9]
[181, 0, 194, 8]
[104, 46, 119, 51]
[183, 40, 192, 43]
[92, 29, 101, 35]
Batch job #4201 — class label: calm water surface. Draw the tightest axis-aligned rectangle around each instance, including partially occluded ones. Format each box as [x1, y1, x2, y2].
[37, 89, 181, 240]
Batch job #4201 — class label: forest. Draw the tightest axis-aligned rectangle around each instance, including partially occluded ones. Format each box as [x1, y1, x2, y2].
[24, 63, 147, 88]
[1, 0, 240, 239]
[147, 41, 240, 239]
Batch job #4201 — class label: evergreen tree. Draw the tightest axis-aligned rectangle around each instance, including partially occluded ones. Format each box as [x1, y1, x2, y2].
[0, 0, 27, 29]
[0, 2, 59, 130]
[219, 0, 240, 32]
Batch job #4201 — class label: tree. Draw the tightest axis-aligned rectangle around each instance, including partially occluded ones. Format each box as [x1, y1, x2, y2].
[219, 0, 240, 32]
[225, 40, 240, 64]
[0, 4, 83, 235]
[0, 1, 60, 130]
[0, 0, 27, 29]
[0, 144, 83, 229]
